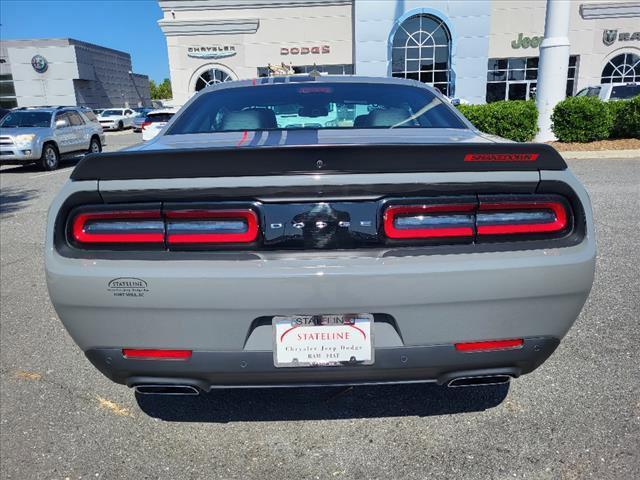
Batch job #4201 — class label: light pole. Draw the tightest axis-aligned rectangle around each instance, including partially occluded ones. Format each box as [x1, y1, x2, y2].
[535, 0, 571, 142]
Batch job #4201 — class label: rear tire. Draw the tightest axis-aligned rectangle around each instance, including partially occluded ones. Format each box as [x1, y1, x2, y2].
[117, 121, 123, 131]
[40, 143, 59, 171]
[88, 136, 102, 154]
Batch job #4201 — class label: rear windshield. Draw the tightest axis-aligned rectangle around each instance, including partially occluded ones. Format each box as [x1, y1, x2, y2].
[610, 85, 640, 99]
[0, 111, 51, 128]
[167, 82, 466, 135]
[146, 113, 174, 123]
[102, 109, 123, 116]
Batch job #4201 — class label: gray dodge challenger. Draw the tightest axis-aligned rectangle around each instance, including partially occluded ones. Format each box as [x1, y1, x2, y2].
[45, 76, 596, 395]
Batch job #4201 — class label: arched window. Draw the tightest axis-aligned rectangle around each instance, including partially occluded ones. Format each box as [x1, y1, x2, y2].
[391, 14, 452, 95]
[601, 52, 640, 83]
[194, 67, 234, 91]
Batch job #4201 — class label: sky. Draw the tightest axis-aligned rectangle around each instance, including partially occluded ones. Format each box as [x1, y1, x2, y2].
[0, 0, 169, 82]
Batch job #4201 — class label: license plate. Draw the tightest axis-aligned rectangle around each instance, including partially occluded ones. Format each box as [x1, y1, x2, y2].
[273, 314, 374, 368]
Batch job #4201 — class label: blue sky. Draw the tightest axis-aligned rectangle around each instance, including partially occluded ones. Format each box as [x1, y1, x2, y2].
[0, 0, 169, 82]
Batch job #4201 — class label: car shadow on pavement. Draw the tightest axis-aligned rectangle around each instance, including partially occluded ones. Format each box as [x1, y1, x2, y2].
[0, 186, 39, 216]
[135, 383, 509, 422]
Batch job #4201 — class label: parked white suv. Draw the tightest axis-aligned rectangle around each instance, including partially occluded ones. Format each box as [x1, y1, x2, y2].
[0, 107, 105, 170]
[97, 108, 137, 131]
[575, 83, 640, 101]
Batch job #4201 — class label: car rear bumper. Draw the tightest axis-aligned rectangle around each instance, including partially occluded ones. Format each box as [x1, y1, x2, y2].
[86, 336, 559, 389]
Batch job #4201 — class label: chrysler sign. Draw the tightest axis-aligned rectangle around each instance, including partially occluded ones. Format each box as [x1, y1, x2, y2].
[187, 46, 236, 59]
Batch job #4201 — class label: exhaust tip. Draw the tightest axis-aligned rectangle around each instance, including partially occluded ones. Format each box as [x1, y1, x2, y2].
[447, 374, 511, 388]
[134, 384, 200, 395]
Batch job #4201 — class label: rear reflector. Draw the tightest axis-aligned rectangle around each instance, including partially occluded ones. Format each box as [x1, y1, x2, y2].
[72, 210, 164, 244]
[455, 339, 524, 352]
[383, 204, 475, 239]
[122, 349, 192, 360]
[165, 209, 258, 244]
[477, 201, 567, 235]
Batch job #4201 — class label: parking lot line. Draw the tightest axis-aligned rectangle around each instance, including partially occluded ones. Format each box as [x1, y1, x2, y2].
[29, 167, 74, 179]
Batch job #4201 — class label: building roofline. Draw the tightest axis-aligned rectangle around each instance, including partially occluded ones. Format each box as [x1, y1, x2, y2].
[1, 38, 132, 58]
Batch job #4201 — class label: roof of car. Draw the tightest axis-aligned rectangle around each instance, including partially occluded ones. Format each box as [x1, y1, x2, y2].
[196, 74, 436, 95]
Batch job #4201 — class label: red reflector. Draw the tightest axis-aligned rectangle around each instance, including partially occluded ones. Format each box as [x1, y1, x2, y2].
[72, 210, 164, 244]
[464, 153, 539, 162]
[122, 349, 192, 360]
[477, 201, 567, 235]
[383, 204, 475, 239]
[455, 339, 524, 352]
[165, 209, 258, 244]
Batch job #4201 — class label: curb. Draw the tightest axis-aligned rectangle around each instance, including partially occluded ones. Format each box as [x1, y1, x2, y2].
[560, 149, 639, 160]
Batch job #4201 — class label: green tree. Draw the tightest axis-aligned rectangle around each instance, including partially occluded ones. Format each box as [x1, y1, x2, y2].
[149, 78, 172, 100]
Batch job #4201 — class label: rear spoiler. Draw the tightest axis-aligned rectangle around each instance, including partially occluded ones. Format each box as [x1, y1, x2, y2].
[70, 143, 567, 181]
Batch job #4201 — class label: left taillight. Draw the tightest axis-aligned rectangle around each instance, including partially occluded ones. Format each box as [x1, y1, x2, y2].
[68, 206, 259, 248]
[165, 209, 258, 245]
[71, 209, 164, 245]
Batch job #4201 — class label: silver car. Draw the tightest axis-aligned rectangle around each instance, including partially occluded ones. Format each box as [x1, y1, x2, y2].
[45, 76, 595, 395]
[0, 106, 105, 170]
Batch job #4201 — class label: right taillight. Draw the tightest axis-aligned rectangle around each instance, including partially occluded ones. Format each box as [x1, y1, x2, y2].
[476, 198, 569, 237]
[382, 195, 571, 243]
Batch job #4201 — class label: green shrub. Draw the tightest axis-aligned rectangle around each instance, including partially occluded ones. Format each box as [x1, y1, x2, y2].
[551, 96, 613, 142]
[608, 96, 640, 139]
[606, 100, 627, 138]
[457, 101, 538, 142]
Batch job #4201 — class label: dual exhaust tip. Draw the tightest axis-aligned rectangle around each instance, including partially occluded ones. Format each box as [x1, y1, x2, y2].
[134, 384, 200, 395]
[446, 374, 512, 388]
[133, 375, 511, 395]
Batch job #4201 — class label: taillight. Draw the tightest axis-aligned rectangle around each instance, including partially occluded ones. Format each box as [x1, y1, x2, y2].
[122, 349, 192, 360]
[69, 206, 259, 248]
[455, 339, 524, 352]
[383, 203, 475, 239]
[71, 209, 164, 244]
[382, 195, 571, 242]
[141, 121, 151, 130]
[477, 200, 568, 236]
[165, 209, 258, 244]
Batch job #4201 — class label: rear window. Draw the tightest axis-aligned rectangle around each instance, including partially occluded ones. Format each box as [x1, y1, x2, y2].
[610, 85, 640, 100]
[167, 82, 466, 135]
[83, 111, 98, 122]
[146, 113, 174, 123]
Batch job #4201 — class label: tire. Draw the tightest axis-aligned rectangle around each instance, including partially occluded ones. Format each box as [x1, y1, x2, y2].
[88, 136, 102, 154]
[40, 143, 59, 171]
[117, 121, 123, 131]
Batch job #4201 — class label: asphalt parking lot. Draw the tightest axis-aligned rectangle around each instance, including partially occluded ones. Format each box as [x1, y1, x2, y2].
[0, 131, 638, 479]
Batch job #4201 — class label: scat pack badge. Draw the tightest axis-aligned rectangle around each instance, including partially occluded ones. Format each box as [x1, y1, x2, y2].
[107, 277, 149, 298]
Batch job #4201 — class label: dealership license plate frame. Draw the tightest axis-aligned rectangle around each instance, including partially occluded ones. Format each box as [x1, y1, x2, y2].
[272, 314, 374, 368]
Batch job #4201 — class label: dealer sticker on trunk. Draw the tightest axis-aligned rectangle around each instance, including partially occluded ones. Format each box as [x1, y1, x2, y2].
[273, 314, 374, 368]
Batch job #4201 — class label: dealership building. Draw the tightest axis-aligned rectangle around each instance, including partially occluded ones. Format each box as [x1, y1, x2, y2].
[0, 38, 151, 109]
[158, 0, 639, 105]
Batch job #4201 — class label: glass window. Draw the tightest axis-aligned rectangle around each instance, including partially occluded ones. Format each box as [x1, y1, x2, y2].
[610, 85, 640, 99]
[195, 68, 233, 91]
[486, 83, 506, 103]
[1, 111, 52, 128]
[601, 53, 640, 84]
[68, 111, 85, 126]
[486, 55, 578, 102]
[168, 82, 467, 135]
[391, 14, 452, 96]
